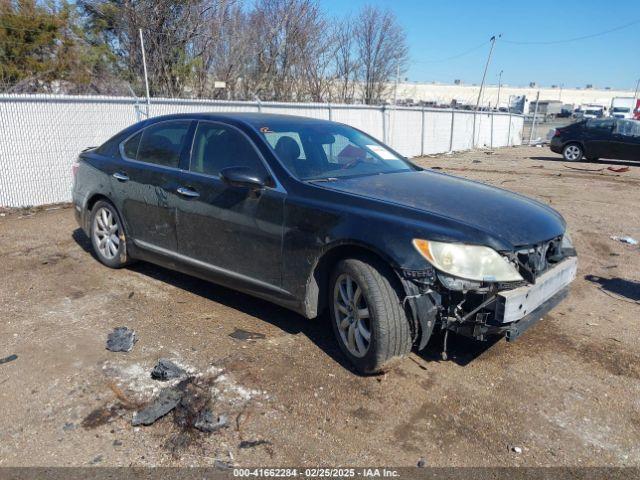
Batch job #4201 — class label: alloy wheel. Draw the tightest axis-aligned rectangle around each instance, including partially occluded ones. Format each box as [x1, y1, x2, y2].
[564, 145, 581, 161]
[93, 207, 120, 260]
[333, 273, 371, 358]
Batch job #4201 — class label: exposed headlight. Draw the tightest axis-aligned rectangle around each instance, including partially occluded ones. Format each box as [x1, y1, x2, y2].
[412, 239, 524, 282]
[561, 232, 573, 249]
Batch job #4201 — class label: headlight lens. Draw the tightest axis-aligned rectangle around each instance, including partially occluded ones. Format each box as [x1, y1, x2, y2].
[412, 239, 523, 282]
[561, 232, 573, 249]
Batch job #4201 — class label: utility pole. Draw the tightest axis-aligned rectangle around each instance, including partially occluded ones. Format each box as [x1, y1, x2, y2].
[472, 34, 500, 147]
[496, 70, 504, 111]
[634, 78, 640, 100]
[139, 28, 151, 117]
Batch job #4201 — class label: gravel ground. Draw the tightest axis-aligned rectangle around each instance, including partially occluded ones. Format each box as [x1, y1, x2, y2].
[0, 146, 639, 468]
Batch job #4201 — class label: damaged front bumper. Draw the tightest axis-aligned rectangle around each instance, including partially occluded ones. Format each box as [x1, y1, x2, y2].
[400, 255, 578, 349]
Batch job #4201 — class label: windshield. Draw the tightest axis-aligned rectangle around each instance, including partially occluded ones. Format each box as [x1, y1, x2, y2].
[253, 121, 415, 180]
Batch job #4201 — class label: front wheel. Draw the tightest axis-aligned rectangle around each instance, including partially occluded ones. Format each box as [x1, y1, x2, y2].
[89, 200, 130, 268]
[329, 258, 412, 374]
[562, 143, 583, 161]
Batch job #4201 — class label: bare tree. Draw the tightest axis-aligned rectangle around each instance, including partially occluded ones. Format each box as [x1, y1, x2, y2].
[354, 5, 408, 105]
[332, 17, 358, 103]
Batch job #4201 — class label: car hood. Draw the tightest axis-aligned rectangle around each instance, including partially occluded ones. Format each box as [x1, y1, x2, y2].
[317, 170, 565, 248]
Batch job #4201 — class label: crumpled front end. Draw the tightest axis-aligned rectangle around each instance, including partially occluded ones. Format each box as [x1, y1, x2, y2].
[399, 234, 578, 353]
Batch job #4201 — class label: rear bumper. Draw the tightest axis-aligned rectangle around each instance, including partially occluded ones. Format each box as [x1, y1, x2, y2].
[549, 137, 563, 153]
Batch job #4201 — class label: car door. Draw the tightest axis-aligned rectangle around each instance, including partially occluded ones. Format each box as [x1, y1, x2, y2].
[583, 118, 615, 158]
[612, 120, 640, 161]
[175, 121, 285, 289]
[114, 120, 194, 251]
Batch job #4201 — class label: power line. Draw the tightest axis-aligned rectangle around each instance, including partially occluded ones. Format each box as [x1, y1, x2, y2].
[413, 40, 490, 64]
[502, 18, 640, 45]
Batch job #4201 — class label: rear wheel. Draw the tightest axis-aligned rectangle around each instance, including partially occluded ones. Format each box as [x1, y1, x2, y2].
[90, 200, 130, 268]
[329, 258, 412, 374]
[562, 143, 583, 161]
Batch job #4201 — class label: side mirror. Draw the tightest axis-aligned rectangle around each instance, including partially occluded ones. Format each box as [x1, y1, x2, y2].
[219, 166, 268, 190]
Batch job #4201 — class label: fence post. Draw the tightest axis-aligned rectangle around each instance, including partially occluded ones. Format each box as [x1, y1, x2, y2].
[507, 112, 512, 147]
[449, 109, 455, 152]
[490, 111, 494, 149]
[420, 108, 425, 157]
[327, 102, 332, 121]
[381, 105, 387, 144]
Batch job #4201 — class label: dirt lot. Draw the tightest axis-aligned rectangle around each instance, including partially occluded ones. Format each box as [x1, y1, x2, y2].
[1, 146, 639, 468]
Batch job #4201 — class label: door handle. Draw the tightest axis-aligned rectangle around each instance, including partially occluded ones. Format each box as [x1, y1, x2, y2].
[177, 187, 200, 198]
[112, 172, 129, 182]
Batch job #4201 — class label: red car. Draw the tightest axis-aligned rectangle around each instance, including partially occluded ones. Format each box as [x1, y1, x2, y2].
[634, 99, 640, 121]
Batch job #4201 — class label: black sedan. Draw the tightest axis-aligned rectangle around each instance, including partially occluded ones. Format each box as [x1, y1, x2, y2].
[550, 118, 640, 162]
[73, 113, 577, 373]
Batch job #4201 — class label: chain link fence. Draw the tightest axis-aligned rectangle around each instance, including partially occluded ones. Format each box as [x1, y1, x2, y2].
[0, 94, 524, 207]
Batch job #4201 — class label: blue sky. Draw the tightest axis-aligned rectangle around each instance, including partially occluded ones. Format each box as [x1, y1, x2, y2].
[321, 0, 640, 90]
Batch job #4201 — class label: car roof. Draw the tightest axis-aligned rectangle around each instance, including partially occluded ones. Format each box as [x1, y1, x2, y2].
[145, 112, 336, 129]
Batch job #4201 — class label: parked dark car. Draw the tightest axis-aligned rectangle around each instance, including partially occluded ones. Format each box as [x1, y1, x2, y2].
[550, 118, 640, 161]
[73, 113, 577, 373]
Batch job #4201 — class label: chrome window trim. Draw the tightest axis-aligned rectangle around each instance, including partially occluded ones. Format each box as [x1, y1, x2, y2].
[188, 120, 286, 194]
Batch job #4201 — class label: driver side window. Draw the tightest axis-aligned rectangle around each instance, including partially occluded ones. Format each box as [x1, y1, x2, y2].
[190, 122, 267, 177]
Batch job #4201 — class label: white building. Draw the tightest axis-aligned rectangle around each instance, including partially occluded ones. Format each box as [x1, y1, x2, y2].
[392, 82, 635, 111]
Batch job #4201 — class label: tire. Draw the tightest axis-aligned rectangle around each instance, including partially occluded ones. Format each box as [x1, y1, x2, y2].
[329, 257, 412, 374]
[562, 143, 583, 161]
[89, 200, 130, 268]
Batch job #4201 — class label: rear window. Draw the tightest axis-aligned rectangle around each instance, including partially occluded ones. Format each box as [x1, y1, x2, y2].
[122, 131, 142, 159]
[586, 119, 614, 130]
[133, 121, 191, 168]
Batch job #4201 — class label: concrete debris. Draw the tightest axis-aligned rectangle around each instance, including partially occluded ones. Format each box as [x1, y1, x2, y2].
[131, 387, 182, 426]
[106, 327, 137, 353]
[151, 359, 186, 381]
[0, 354, 18, 365]
[512, 446, 523, 454]
[610, 236, 638, 246]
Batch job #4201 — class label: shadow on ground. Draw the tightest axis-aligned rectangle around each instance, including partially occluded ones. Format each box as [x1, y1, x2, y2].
[72, 229, 356, 373]
[417, 330, 502, 367]
[73, 228, 502, 373]
[585, 274, 640, 302]
[529, 156, 640, 168]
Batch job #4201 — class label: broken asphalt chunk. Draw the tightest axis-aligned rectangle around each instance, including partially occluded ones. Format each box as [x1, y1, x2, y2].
[131, 388, 182, 426]
[239, 439, 271, 449]
[229, 328, 265, 341]
[194, 410, 228, 433]
[0, 354, 18, 365]
[151, 359, 186, 381]
[106, 327, 137, 353]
